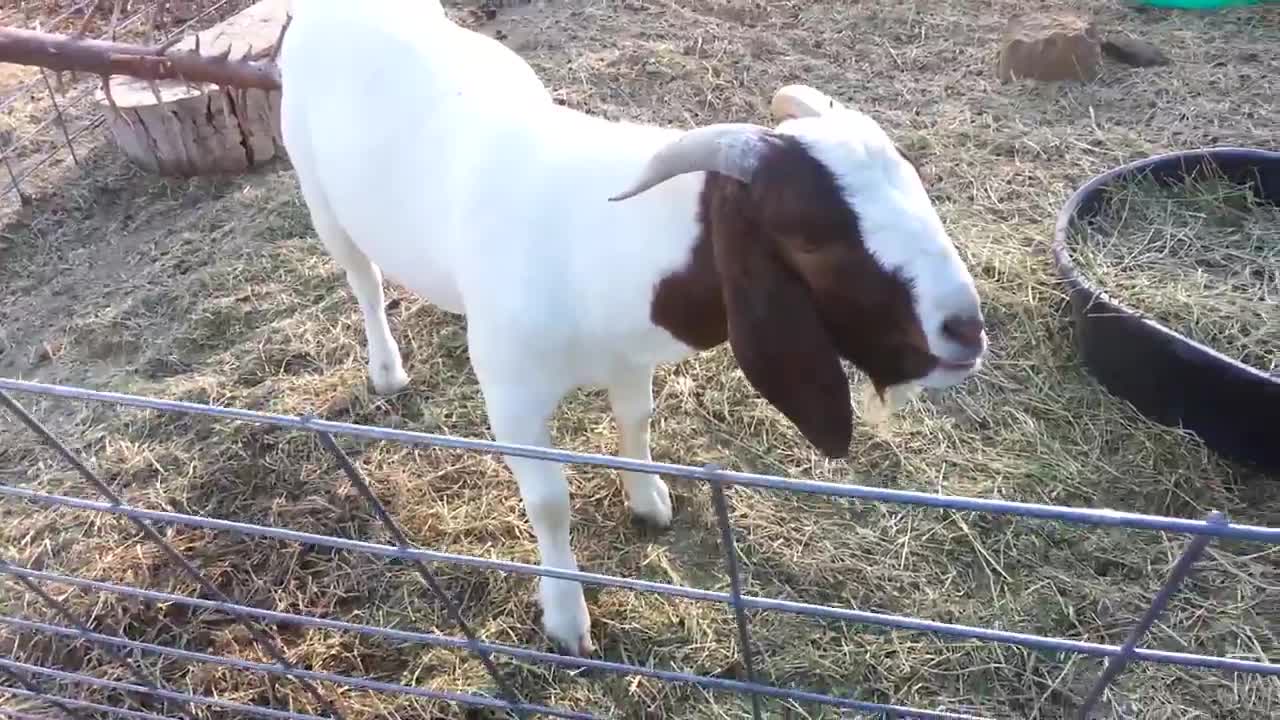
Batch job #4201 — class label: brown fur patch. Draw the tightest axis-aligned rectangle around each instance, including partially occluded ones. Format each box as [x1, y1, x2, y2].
[650, 134, 935, 457]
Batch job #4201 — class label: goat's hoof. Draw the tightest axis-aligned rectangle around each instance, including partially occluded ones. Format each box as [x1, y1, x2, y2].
[627, 476, 673, 530]
[540, 580, 594, 657]
[545, 620, 595, 657]
[550, 633, 596, 658]
[369, 364, 411, 395]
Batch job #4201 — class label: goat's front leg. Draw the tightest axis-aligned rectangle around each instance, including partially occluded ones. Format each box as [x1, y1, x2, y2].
[608, 367, 673, 528]
[472, 355, 592, 656]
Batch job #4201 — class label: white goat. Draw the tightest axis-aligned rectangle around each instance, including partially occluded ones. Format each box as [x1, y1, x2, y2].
[279, 0, 987, 656]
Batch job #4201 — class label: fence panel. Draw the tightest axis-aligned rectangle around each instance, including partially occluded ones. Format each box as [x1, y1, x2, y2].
[1, 377, 1277, 720]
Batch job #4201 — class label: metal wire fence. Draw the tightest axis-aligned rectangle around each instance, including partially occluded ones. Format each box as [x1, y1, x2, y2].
[0, 0, 256, 215]
[1, 376, 1278, 720]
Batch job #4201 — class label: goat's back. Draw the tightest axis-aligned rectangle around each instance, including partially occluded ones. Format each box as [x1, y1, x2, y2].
[280, 0, 552, 304]
[281, 1, 711, 380]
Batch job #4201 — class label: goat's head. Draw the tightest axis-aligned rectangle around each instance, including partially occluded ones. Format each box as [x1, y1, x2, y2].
[610, 84, 986, 458]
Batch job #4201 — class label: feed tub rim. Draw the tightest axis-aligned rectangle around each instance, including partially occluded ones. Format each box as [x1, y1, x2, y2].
[1050, 145, 1280, 477]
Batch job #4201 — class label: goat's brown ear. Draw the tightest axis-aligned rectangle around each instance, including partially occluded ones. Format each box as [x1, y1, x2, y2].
[719, 245, 852, 458]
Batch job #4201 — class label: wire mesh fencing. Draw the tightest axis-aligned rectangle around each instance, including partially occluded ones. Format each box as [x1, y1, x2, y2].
[0, 0, 258, 216]
[1, 376, 1277, 720]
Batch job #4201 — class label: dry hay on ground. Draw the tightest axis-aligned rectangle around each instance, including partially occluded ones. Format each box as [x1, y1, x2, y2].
[1071, 170, 1280, 373]
[2, 1, 1279, 719]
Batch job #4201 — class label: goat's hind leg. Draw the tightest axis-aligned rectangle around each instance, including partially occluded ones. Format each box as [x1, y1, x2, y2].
[301, 187, 409, 395]
[608, 367, 673, 529]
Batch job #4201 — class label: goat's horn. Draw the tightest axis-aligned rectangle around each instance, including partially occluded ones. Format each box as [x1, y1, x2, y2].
[608, 122, 773, 202]
[770, 84, 845, 121]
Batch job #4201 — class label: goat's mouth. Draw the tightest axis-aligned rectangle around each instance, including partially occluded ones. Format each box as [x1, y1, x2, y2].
[918, 353, 984, 388]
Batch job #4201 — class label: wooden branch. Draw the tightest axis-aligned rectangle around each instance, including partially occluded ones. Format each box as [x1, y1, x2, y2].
[0, 25, 281, 91]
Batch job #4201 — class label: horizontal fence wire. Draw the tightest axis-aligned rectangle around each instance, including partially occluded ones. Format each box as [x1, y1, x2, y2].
[0, 617, 594, 720]
[2, 684, 173, 720]
[0, 666, 85, 720]
[0, 655, 329, 720]
[2, 708, 68, 720]
[1, 613, 982, 720]
[0, 387, 348, 719]
[1, 376, 1278, 720]
[4, 378, 1277, 543]
[2, 562, 199, 720]
[0, 561, 995, 718]
[4, 481, 1275, 678]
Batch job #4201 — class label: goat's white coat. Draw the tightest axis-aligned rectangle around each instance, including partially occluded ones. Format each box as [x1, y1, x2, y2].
[280, 0, 983, 655]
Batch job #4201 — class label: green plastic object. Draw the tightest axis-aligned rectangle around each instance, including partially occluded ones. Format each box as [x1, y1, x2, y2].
[1135, 0, 1267, 8]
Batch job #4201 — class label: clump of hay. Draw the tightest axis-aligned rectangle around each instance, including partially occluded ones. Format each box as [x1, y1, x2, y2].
[1071, 169, 1280, 374]
[858, 381, 922, 428]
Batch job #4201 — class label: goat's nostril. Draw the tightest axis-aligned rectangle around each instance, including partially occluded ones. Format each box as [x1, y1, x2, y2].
[942, 313, 985, 350]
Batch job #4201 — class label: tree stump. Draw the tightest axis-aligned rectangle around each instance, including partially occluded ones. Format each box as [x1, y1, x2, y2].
[997, 12, 1103, 83]
[94, 0, 289, 177]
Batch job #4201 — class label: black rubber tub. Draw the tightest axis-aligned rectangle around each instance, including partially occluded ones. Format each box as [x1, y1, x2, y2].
[1051, 147, 1280, 477]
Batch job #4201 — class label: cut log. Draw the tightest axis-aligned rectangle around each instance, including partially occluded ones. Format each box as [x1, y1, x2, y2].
[93, 0, 289, 177]
[997, 12, 1102, 83]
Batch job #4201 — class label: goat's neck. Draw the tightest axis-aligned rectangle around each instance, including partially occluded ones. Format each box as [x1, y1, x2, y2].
[648, 175, 732, 351]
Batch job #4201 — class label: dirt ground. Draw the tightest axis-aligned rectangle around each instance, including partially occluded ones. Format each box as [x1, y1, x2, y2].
[2, 1, 1279, 719]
